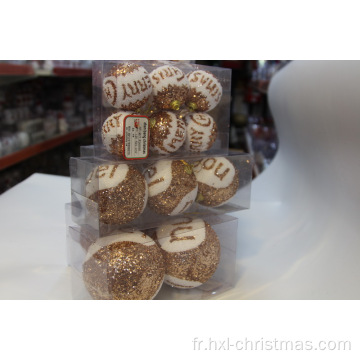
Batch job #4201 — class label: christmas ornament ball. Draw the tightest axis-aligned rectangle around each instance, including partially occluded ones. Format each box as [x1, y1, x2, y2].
[186, 70, 222, 112]
[149, 65, 189, 110]
[154, 217, 220, 288]
[103, 63, 152, 111]
[149, 111, 186, 154]
[85, 164, 148, 224]
[83, 231, 165, 300]
[184, 112, 218, 152]
[193, 157, 239, 207]
[101, 111, 134, 157]
[144, 160, 198, 216]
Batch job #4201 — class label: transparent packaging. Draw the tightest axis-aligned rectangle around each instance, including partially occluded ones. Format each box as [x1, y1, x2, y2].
[66, 214, 239, 300]
[92, 61, 231, 160]
[69, 152, 252, 236]
[64, 60, 252, 300]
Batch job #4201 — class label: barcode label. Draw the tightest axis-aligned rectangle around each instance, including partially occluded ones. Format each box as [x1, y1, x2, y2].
[123, 115, 149, 160]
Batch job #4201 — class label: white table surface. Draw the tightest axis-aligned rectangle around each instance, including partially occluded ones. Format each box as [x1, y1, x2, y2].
[0, 173, 73, 299]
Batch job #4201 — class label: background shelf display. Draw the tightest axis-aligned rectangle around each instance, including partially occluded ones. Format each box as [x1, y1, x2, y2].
[0, 125, 93, 171]
[0, 60, 93, 193]
[0, 61, 92, 86]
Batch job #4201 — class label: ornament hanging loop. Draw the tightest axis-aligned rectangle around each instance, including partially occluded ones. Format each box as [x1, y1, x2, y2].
[188, 102, 197, 112]
[170, 100, 181, 111]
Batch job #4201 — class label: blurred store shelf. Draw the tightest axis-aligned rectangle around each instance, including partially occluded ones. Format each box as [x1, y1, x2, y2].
[0, 125, 93, 171]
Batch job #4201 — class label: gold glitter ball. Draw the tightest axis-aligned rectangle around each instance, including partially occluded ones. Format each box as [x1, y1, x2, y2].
[101, 111, 136, 158]
[184, 113, 218, 152]
[153, 218, 220, 289]
[144, 160, 198, 216]
[85, 164, 148, 225]
[149, 111, 186, 154]
[192, 157, 239, 207]
[186, 70, 223, 112]
[83, 231, 165, 300]
[149, 65, 189, 110]
[186, 91, 209, 112]
[103, 63, 153, 111]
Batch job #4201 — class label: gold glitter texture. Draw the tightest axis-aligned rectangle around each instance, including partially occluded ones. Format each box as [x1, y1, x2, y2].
[106, 63, 141, 77]
[150, 111, 185, 154]
[150, 66, 189, 110]
[206, 123, 217, 150]
[83, 238, 165, 300]
[194, 160, 240, 207]
[156, 221, 220, 285]
[88, 165, 147, 225]
[187, 90, 210, 112]
[186, 70, 222, 112]
[102, 113, 123, 156]
[154, 84, 189, 110]
[109, 135, 124, 157]
[146, 160, 197, 215]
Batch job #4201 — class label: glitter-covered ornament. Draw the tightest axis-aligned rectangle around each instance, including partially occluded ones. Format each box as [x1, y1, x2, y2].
[186, 70, 222, 112]
[193, 157, 239, 207]
[101, 111, 133, 157]
[144, 160, 198, 216]
[103, 63, 152, 110]
[184, 112, 218, 152]
[154, 217, 220, 289]
[149, 111, 186, 154]
[83, 231, 165, 300]
[85, 164, 148, 224]
[149, 65, 189, 110]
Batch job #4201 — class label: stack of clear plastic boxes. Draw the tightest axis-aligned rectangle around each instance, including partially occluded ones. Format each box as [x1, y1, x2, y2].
[66, 61, 253, 300]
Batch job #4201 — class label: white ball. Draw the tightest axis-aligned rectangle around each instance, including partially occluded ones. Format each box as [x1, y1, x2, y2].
[154, 217, 220, 288]
[186, 70, 222, 112]
[184, 112, 218, 152]
[144, 160, 198, 216]
[193, 157, 239, 207]
[85, 164, 148, 224]
[149, 65, 189, 110]
[101, 111, 133, 157]
[150, 111, 186, 154]
[83, 231, 165, 300]
[103, 63, 152, 110]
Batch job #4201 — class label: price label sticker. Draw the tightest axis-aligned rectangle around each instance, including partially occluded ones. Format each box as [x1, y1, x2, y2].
[123, 115, 149, 160]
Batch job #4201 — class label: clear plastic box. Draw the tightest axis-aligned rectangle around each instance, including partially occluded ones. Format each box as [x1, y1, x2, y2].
[69, 152, 252, 236]
[92, 61, 231, 160]
[66, 214, 239, 300]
